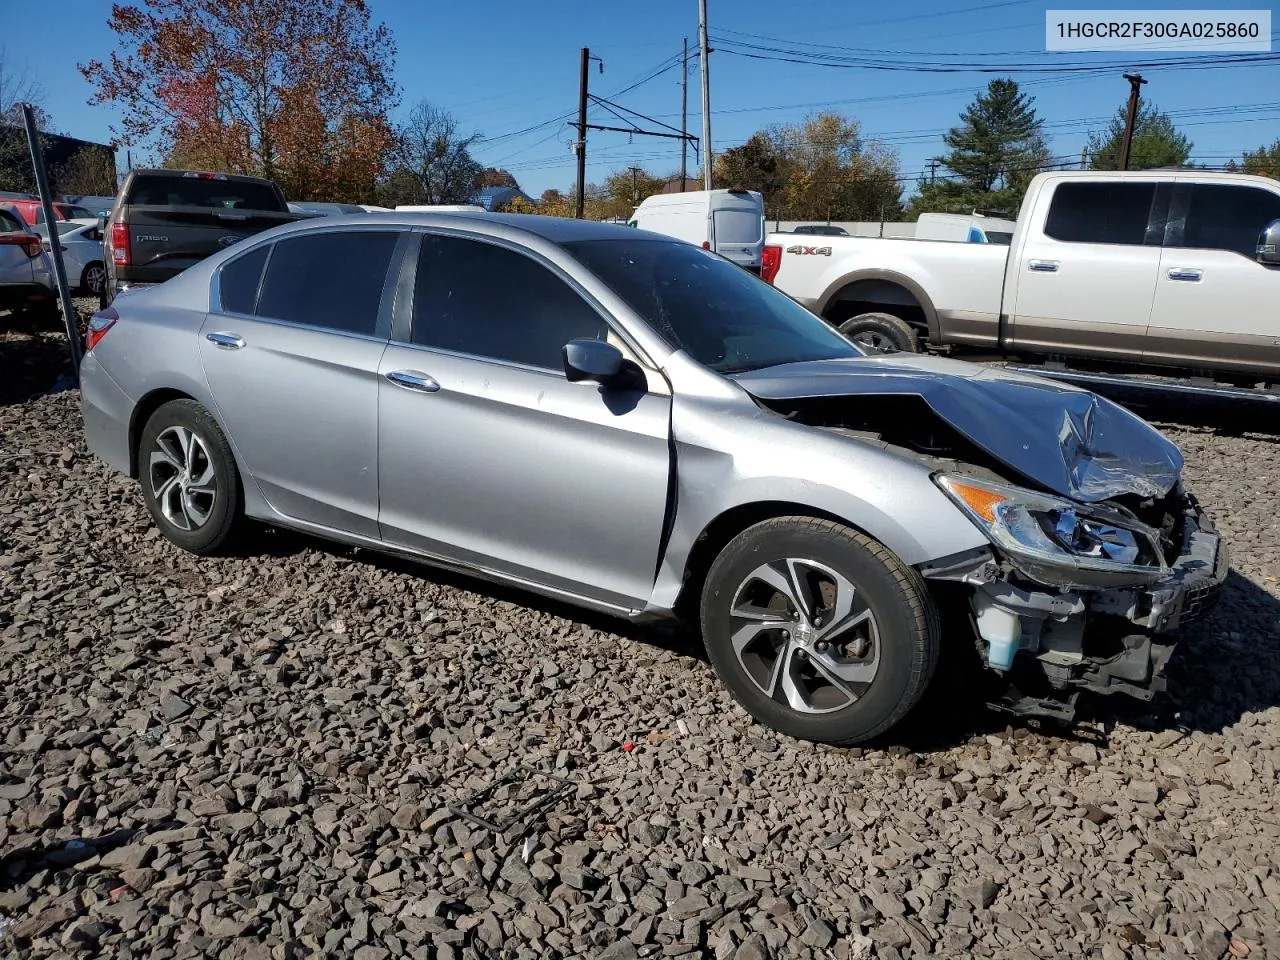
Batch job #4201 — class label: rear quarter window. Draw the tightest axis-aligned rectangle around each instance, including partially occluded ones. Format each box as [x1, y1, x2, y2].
[218, 245, 271, 315]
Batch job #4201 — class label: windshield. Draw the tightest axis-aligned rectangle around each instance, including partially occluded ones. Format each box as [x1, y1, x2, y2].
[565, 238, 863, 374]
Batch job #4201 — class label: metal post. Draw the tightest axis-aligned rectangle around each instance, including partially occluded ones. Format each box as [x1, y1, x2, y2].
[21, 103, 82, 372]
[1119, 73, 1146, 171]
[699, 0, 712, 190]
[680, 37, 689, 192]
[575, 47, 590, 219]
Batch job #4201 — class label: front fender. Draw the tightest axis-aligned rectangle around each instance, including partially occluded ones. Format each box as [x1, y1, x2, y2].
[645, 389, 988, 614]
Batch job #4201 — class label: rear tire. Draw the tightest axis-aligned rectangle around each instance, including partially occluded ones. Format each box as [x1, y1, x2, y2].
[81, 262, 107, 297]
[838, 311, 918, 354]
[138, 399, 243, 555]
[700, 517, 939, 745]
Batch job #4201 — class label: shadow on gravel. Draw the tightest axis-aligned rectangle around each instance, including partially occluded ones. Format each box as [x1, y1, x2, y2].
[1114, 392, 1280, 440]
[303, 537, 710, 663]
[0, 827, 138, 891]
[0, 327, 75, 406]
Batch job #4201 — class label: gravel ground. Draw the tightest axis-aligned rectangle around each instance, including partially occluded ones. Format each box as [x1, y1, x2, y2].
[2, 320, 1278, 959]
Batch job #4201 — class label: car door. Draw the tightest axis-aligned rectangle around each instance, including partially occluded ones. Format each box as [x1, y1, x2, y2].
[199, 227, 406, 538]
[1006, 179, 1165, 360]
[1145, 181, 1280, 375]
[377, 231, 673, 611]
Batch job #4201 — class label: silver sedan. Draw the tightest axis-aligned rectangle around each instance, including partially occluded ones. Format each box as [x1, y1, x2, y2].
[79, 213, 1226, 743]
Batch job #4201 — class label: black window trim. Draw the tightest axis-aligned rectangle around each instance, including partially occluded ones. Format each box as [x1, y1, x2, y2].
[210, 224, 410, 343]
[396, 226, 658, 378]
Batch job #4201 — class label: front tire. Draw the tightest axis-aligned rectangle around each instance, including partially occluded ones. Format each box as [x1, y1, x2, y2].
[700, 517, 939, 745]
[138, 399, 243, 555]
[838, 311, 918, 354]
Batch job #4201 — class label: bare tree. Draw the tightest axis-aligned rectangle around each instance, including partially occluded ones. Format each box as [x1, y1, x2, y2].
[390, 101, 482, 205]
[1, 47, 52, 193]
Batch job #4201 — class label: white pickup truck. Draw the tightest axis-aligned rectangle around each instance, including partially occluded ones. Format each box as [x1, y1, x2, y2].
[763, 170, 1280, 379]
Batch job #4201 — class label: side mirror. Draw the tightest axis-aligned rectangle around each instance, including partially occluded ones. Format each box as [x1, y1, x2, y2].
[1259, 219, 1280, 266]
[563, 338, 624, 383]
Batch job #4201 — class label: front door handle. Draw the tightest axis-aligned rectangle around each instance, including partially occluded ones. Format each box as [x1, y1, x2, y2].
[1028, 259, 1059, 273]
[385, 370, 440, 393]
[1168, 268, 1203, 282]
[206, 332, 245, 349]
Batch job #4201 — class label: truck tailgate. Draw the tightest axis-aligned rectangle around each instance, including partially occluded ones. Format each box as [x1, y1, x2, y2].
[123, 207, 300, 280]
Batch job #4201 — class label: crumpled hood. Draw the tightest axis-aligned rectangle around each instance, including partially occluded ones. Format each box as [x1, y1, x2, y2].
[733, 354, 1182, 503]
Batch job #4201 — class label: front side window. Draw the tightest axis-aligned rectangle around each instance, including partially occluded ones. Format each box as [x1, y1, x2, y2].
[412, 234, 609, 370]
[1174, 184, 1280, 257]
[256, 232, 398, 335]
[566, 238, 864, 374]
[1043, 182, 1157, 246]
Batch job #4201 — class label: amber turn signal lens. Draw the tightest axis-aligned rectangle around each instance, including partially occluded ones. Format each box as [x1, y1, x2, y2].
[942, 478, 1008, 524]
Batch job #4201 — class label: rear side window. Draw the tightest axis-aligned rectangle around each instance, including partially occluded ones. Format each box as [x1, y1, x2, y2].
[256, 232, 399, 336]
[124, 176, 284, 211]
[412, 234, 608, 369]
[1175, 184, 1280, 257]
[0, 208, 22, 232]
[219, 245, 270, 315]
[1043, 182, 1156, 246]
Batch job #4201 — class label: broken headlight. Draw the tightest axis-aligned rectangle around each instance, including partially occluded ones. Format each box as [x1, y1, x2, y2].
[935, 474, 1167, 587]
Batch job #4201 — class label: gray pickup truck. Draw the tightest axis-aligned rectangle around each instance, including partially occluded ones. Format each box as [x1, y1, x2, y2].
[102, 169, 308, 305]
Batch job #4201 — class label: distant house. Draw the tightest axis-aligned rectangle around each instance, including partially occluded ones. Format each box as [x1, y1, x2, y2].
[659, 177, 701, 194]
[471, 186, 535, 211]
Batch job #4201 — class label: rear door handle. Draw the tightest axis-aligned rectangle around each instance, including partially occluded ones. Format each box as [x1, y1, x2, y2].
[1168, 268, 1203, 282]
[1028, 259, 1059, 273]
[206, 332, 245, 349]
[385, 370, 440, 393]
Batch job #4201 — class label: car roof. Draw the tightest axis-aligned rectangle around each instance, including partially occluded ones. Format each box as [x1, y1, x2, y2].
[264, 211, 668, 245]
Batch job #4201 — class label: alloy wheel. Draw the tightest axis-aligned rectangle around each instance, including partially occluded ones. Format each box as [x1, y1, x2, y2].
[148, 425, 217, 531]
[728, 558, 880, 714]
[850, 330, 895, 352]
[85, 264, 106, 295]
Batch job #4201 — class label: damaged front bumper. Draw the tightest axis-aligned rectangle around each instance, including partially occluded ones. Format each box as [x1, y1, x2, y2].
[928, 502, 1228, 705]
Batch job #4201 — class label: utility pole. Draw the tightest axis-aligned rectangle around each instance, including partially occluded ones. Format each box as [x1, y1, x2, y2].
[927, 158, 939, 184]
[698, 0, 712, 190]
[680, 37, 689, 192]
[575, 47, 590, 219]
[629, 166, 642, 204]
[1119, 73, 1147, 171]
[1080, 146, 1088, 170]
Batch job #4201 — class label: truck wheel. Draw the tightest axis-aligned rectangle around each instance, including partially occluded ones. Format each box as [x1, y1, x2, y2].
[839, 312, 918, 353]
[700, 517, 940, 745]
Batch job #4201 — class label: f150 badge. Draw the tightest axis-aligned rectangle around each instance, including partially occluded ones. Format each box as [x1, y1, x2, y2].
[785, 245, 832, 256]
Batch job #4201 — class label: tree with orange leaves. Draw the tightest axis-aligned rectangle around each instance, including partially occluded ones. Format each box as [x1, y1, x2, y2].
[79, 0, 398, 202]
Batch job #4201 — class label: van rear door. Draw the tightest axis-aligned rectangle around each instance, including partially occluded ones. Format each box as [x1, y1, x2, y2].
[711, 191, 764, 270]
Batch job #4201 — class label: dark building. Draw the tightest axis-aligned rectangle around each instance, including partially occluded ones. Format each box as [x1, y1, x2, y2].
[0, 126, 118, 198]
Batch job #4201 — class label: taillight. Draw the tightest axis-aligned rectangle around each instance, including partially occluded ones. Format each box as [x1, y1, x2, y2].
[702, 241, 711, 250]
[111, 221, 131, 266]
[41, 241, 68, 253]
[86, 307, 119, 351]
[761, 244, 782, 285]
[0, 234, 42, 258]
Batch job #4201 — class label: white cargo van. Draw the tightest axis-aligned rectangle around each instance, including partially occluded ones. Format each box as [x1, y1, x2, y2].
[628, 188, 766, 271]
[914, 212, 1017, 245]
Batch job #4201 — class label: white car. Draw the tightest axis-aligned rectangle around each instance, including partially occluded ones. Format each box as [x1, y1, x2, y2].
[35, 218, 108, 296]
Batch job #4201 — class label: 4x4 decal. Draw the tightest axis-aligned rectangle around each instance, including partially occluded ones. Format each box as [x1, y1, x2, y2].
[784, 245, 832, 256]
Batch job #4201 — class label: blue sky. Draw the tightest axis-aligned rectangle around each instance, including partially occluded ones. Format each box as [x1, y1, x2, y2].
[7, 0, 1279, 200]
